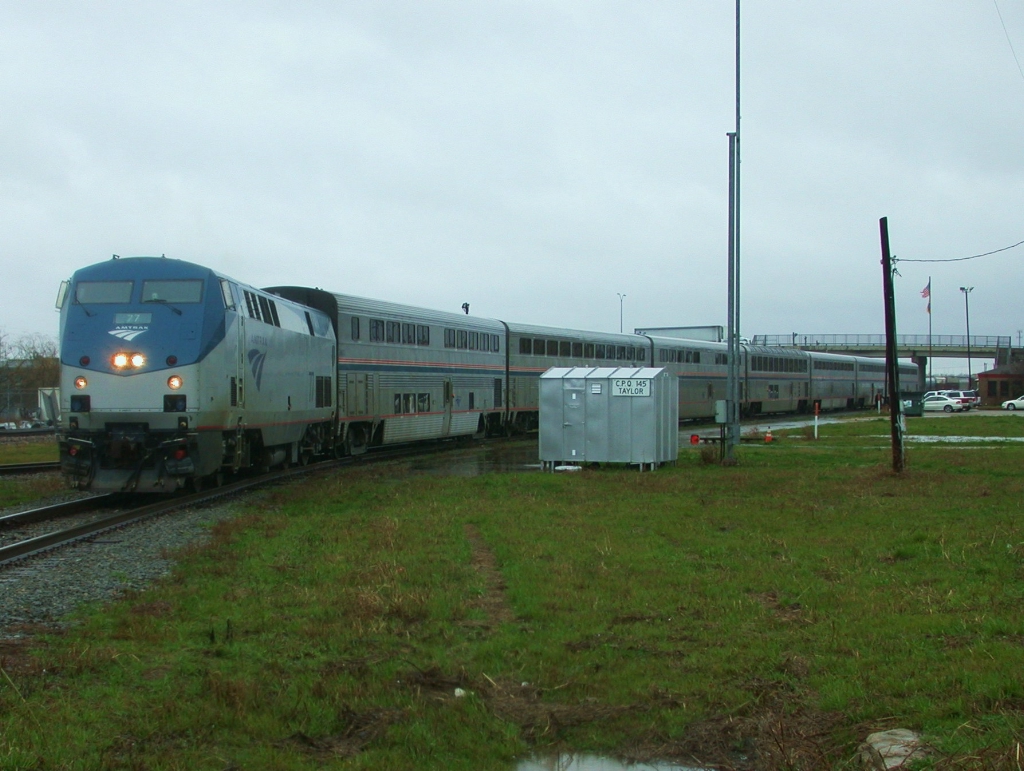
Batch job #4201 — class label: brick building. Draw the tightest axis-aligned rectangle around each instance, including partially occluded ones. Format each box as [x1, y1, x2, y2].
[977, 361, 1024, 406]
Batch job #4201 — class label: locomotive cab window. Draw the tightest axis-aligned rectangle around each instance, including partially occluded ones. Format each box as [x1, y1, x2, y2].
[219, 279, 235, 310]
[76, 281, 133, 304]
[142, 279, 203, 304]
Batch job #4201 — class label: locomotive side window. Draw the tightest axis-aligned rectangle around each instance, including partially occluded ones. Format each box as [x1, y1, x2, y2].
[219, 279, 235, 309]
[76, 281, 133, 304]
[520, 338, 532, 355]
[351, 317, 360, 340]
[470, 331, 479, 350]
[258, 296, 273, 324]
[243, 291, 262, 321]
[370, 319, 385, 342]
[142, 279, 203, 303]
[457, 330, 468, 349]
[492, 334, 500, 352]
[386, 321, 399, 343]
[417, 325, 429, 346]
[444, 328, 456, 348]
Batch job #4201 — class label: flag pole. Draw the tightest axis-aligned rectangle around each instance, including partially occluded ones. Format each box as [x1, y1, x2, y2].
[927, 276, 932, 387]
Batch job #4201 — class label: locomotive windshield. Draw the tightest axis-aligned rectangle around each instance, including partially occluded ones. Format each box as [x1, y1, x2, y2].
[141, 279, 204, 303]
[75, 281, 133, 304]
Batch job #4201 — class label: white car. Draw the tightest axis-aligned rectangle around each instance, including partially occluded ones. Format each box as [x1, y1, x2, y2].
[1002, 396, 1024, 411]
[922, 395, 964, 413]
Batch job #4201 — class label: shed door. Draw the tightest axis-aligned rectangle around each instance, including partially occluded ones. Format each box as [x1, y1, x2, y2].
[562, 379, 586, 461]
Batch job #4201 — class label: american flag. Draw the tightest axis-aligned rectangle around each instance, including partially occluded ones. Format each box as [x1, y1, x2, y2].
[922, 281, 931, 314]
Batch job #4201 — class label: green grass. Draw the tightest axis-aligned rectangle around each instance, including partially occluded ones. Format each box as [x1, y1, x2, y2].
[0, 437, 59, 465]
[2, 422, 1024, 769]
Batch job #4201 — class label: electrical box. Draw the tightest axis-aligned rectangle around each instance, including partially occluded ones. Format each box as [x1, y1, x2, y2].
[715, 399, 728, 424]
[539, 367, 679, 470]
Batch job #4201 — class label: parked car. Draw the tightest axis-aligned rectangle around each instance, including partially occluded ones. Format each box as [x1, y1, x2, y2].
[1002, 395, 1024, 411]
[940, 391, 974, 410]
[922, 394, 965, 413]
[961, 390, 981, 408]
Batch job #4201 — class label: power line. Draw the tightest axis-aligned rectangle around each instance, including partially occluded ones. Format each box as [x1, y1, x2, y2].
[994, 0, 1024, 87]
[895, 238, 1024, 263]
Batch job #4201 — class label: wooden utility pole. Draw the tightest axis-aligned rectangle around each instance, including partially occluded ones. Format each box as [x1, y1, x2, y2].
[879, 217, 905, 472]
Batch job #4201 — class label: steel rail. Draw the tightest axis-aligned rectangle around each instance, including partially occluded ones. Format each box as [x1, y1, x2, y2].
[0, 461, 61, 476]
[0, 495, 114, 528]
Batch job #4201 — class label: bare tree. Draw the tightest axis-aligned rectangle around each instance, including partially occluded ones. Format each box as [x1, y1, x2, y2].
[0, 330, 60, 421]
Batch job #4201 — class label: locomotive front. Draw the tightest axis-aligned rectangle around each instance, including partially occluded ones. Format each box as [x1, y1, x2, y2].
[57, 256, 228, 491]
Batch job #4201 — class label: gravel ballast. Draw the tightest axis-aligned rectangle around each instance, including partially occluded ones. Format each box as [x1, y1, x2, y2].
[0, 498, 242, 636]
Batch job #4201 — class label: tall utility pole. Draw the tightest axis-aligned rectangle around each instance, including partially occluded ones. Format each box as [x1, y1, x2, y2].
[724, 0, 742, 461]
[960, 286, 974, 389]
[880, 217, 904, 473]
[617, 293, 626, 333]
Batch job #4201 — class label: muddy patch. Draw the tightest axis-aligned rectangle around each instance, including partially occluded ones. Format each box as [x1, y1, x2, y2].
[464, 524, 516, 629]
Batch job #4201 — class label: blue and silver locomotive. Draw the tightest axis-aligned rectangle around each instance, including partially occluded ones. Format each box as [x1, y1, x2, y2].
[56, 256, 336, 491]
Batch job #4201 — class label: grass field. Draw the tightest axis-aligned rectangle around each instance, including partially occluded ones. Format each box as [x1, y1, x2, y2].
[1, 416, 1023, 769]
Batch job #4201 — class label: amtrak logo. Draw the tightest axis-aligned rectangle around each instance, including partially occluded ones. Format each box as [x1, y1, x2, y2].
[109, 327, 147, 341]
[247, 348, 266, 390]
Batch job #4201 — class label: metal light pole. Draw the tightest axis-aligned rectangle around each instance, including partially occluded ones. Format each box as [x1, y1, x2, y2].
[617, 293, 626, 333]
[960, 286, 974, 389]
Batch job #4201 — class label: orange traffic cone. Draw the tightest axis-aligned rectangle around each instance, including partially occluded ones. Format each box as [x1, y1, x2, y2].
[765, 427, 773, 443]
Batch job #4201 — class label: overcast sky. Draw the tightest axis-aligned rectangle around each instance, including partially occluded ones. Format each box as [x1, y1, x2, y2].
[2, 2, 1021, 372]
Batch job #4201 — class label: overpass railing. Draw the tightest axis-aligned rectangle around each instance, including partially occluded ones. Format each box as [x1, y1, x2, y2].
[752, 334, 1012, 350]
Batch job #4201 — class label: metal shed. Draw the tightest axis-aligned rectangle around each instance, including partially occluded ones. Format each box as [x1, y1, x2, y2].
[539, 367, 679, 470]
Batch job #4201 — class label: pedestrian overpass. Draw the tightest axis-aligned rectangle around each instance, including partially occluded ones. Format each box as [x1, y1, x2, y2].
[750, 334, 1015, 390]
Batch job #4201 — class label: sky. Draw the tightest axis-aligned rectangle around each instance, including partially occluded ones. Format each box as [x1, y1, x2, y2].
[2, 2, 1022, 374]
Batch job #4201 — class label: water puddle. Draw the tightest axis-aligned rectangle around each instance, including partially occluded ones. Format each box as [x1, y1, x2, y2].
[402, 441, 542, 477]
[516, 754, 706, 771]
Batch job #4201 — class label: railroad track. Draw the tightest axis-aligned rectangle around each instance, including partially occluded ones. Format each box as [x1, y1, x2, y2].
[0, 437, 483, 568]
[0, 461, 61, 475]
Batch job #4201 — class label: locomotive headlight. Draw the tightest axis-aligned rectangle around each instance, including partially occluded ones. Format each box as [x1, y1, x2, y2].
[112, 352, 129, 369]
[74, 376, 88, 389]
[167, 375, 183, 390]
[130, 353, 146, 368]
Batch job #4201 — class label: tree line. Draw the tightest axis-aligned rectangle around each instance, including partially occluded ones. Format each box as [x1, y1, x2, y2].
[1, 331, 59, 422]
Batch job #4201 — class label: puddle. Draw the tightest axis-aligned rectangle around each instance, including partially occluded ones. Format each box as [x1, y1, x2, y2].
[516, 754, 706, 771]
[401, 440, 542, 477]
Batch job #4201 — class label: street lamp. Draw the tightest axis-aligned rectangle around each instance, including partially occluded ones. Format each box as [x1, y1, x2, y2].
[960, 286, 973, 389]
[617, 293, 626, 334]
